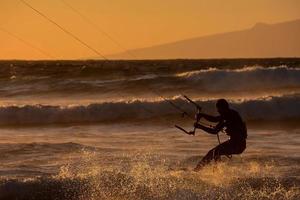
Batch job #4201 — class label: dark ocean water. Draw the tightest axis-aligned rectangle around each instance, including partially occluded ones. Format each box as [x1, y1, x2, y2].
[0, 59, 299, 199]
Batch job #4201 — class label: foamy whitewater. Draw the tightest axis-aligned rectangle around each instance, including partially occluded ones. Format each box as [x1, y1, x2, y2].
[0, 59, 299, 199]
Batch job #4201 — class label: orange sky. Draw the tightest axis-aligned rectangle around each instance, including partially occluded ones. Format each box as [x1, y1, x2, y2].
[1, 0, 300, 60]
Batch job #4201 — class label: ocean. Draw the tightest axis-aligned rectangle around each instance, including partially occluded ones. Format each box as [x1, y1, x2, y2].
[0, 59, 299, 199]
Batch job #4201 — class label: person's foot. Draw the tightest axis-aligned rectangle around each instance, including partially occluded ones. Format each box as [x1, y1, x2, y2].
[193, 164, 204, 172]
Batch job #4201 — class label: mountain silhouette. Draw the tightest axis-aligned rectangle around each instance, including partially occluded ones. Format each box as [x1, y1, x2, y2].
[111, 19, 300, 59]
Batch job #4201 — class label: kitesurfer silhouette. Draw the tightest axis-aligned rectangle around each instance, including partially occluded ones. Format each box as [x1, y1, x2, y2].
[193, 99, 247, 171]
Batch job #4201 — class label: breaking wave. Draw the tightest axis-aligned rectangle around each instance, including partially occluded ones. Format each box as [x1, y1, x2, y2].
[2, 65, 300, 97]
[0, 94, 299, 126]
[175, 65, 300, 92]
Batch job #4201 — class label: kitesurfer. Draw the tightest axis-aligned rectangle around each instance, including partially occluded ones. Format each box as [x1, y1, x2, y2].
[193, 99, 247, 171]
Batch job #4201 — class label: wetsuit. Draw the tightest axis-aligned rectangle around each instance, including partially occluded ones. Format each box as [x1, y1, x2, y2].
[195, 109, 247, 168]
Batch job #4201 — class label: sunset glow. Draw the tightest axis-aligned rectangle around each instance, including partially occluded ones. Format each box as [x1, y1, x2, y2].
[1, 0, 300, 60]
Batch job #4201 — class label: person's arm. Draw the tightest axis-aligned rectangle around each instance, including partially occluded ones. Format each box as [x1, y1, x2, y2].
[198, 113, 222, 123]
[194, 121, 224, 135]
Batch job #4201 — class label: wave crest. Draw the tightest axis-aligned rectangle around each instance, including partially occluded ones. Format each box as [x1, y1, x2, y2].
[176, 65, 300, 92]
[3, 65, 300, 97]
[0, 95, 299, 126]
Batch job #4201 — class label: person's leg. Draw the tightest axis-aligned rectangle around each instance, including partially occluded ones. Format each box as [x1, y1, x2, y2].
[194, 140, 231, 171]
[214, 139, 247, 157]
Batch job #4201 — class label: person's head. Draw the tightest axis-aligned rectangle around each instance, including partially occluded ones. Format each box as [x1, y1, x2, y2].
[216, 99, 229, 114]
